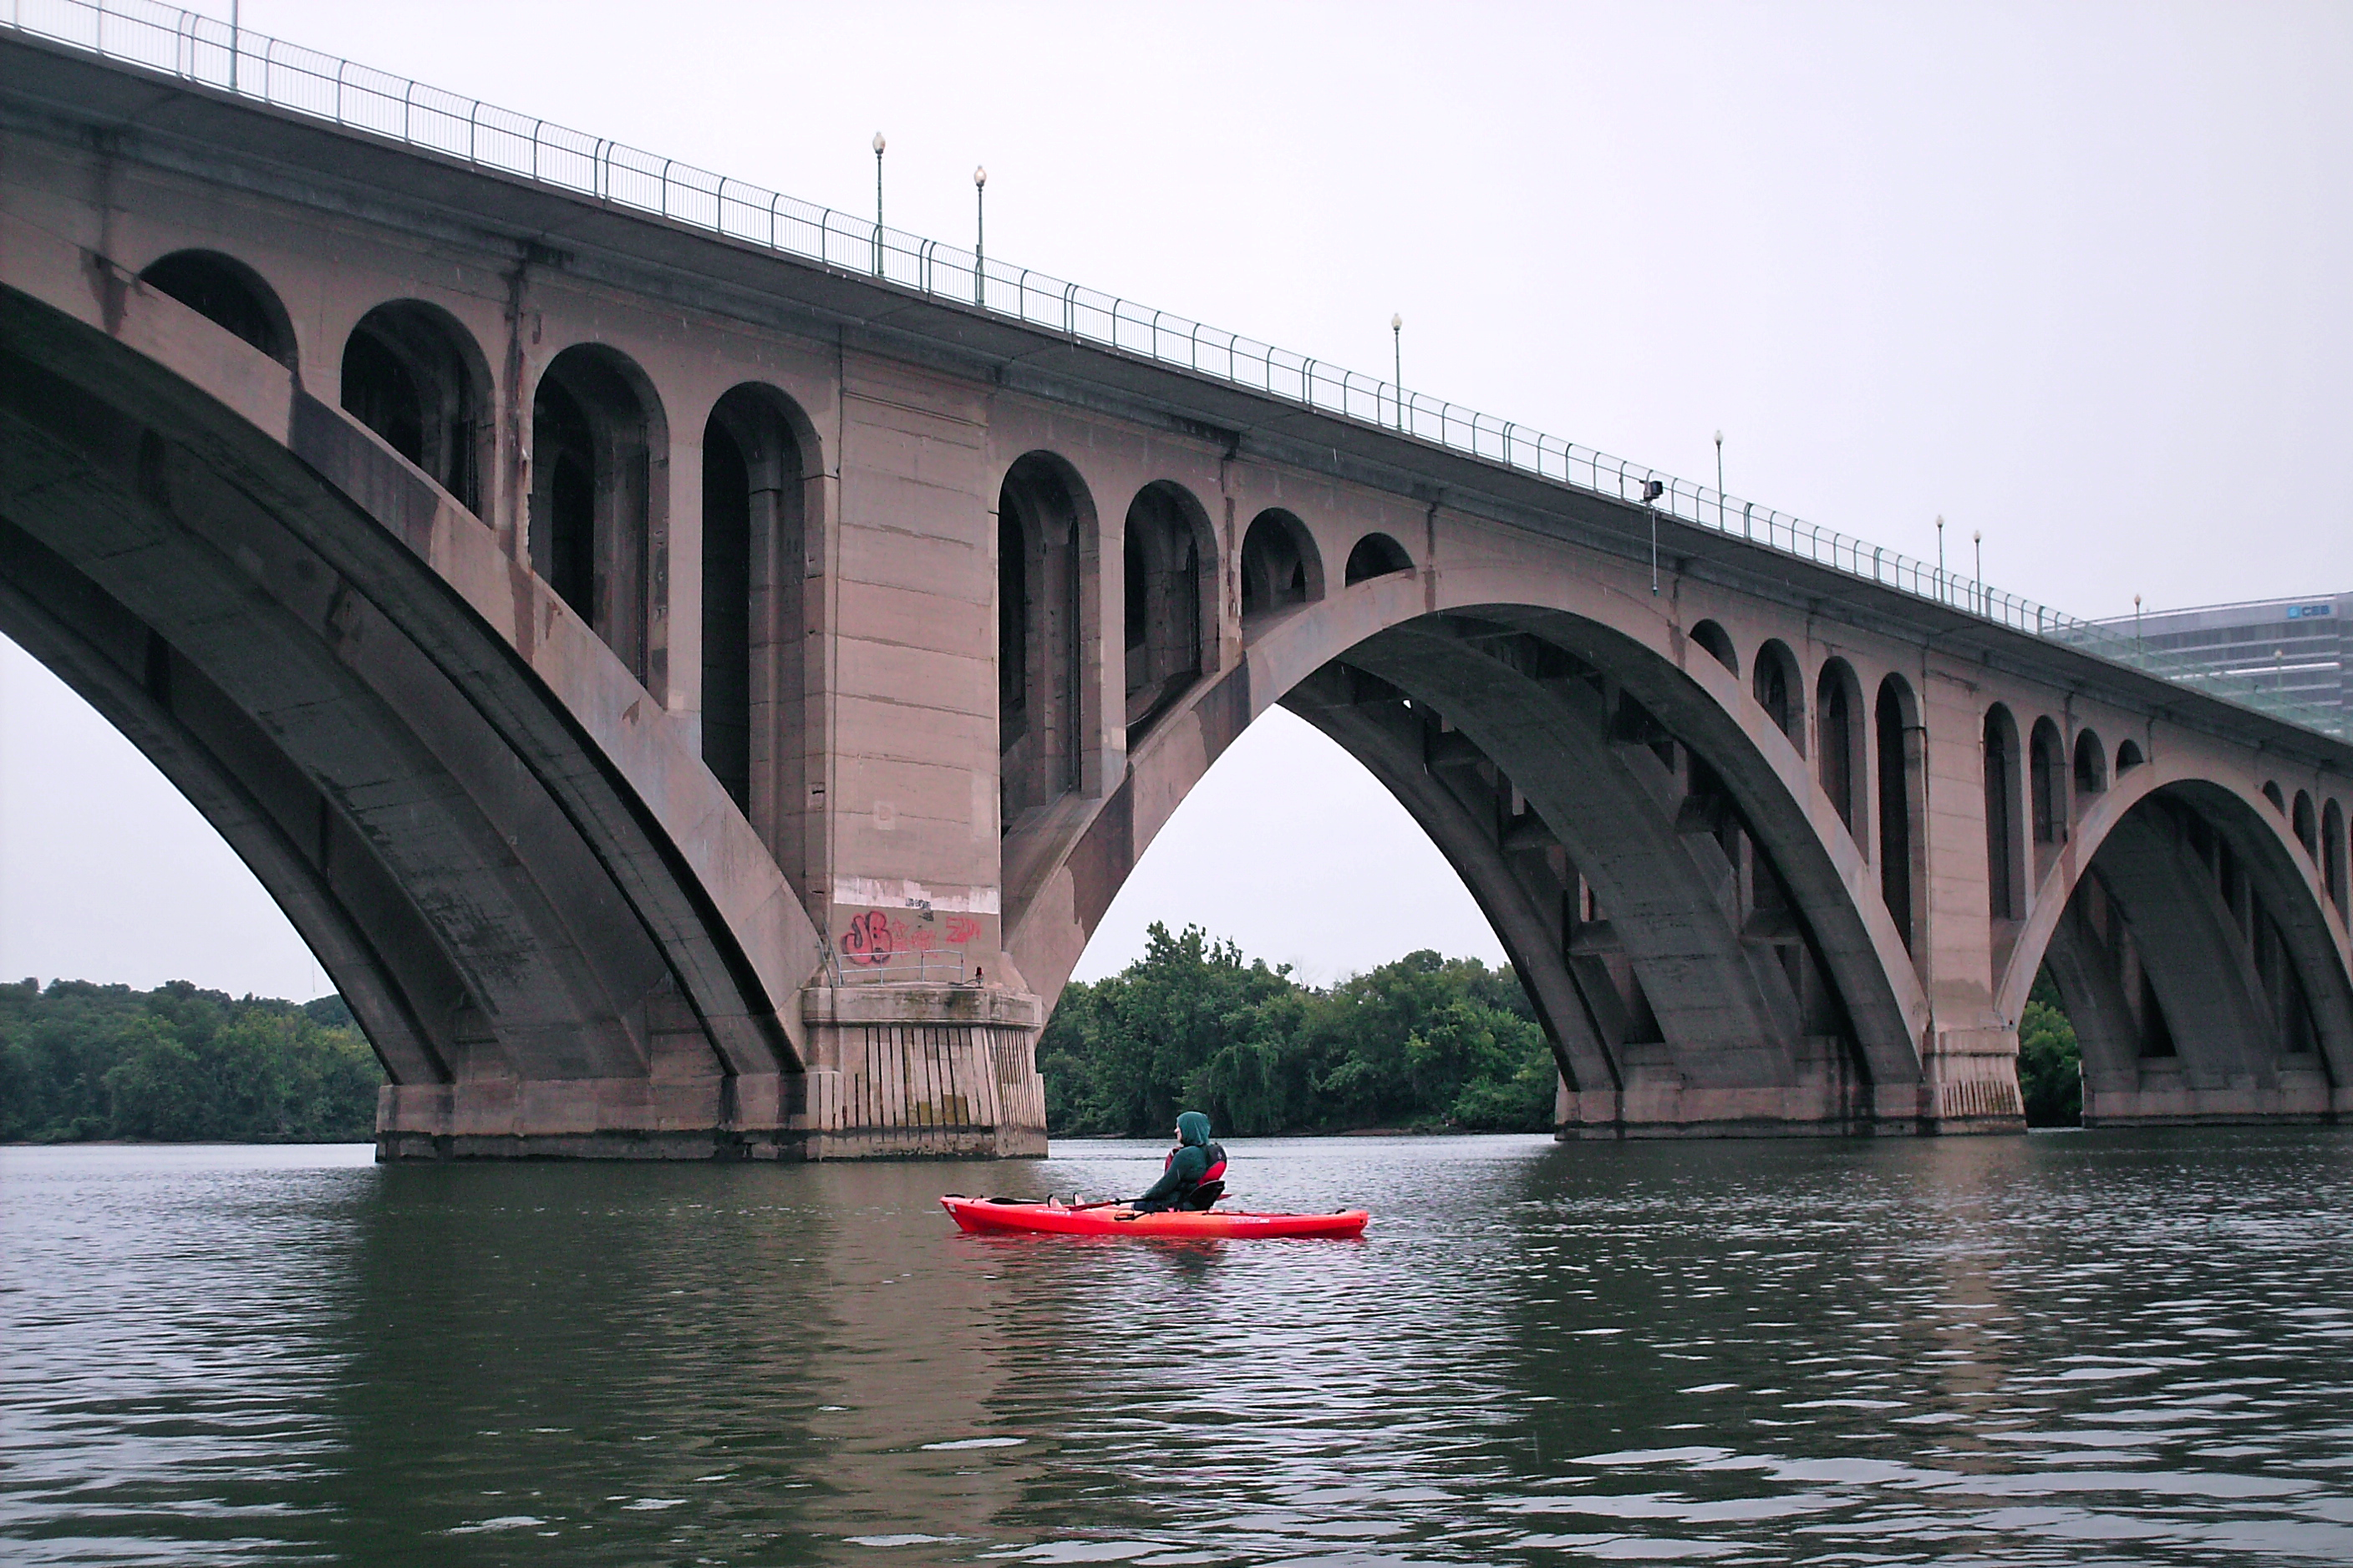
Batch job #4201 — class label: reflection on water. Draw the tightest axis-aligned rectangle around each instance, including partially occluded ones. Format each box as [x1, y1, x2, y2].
[3, 1130, 2351, 1564]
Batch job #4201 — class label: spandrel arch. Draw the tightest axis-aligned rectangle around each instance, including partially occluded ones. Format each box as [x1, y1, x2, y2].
[1241, 508, 1323, 622]
[702, 382, 817, 874]
[1121, 481, 1215, 739]
[138, 250, 298, 371]
[1344, 532, 1414, 586]
[1689, 620, 1737, 676]
[1751, 639, 1804, 752]
[1816, 657, 1864, 836]
[1874, 675, 1924, 957]
[999, 451, 1097, 829]
[341, 301, 490, 515]
[531, 343, 668, 690]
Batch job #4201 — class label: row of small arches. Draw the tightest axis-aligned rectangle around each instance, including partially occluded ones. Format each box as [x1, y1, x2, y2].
[138, 247, 815, 842]
[2261, 782, 2350, 916]
[1686, 619, 1932, 951]
[996, 450, 1416, 827]
[130, 249, 1424, 844]
[1977, 704, 2143, 924]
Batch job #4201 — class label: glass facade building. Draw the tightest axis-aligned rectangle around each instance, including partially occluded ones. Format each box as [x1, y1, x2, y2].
[2096, 593, 2351, 719]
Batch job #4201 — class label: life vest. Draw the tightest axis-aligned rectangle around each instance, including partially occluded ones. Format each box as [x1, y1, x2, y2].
[1165, 1140, 1227, 1192]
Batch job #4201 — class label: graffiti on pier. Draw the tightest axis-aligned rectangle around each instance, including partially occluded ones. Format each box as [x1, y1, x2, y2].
[831, 876, 1001, 970]
[836, 906, 990, 967]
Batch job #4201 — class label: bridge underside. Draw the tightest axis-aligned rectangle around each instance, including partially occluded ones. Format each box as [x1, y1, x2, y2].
[2043, 785, 2350, 1125]
[1284, 616, 1934, 1138]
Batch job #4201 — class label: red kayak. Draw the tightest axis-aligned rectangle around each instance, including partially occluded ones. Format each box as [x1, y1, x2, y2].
[941, 1195, 1368, 1240]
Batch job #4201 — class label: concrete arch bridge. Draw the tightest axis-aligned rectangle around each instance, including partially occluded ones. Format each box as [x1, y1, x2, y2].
[2, 16, 2348, 1156]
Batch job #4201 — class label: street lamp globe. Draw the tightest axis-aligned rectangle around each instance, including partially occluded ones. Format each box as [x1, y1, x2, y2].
[974, 165, 987, 188]
[872, 132, 886, 155]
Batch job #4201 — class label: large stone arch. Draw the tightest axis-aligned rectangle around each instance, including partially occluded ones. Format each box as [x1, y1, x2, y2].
[0, 266, 824, 1152]
[1997, 757, 2353, 1121]
[1008, 544, 1936, 1133]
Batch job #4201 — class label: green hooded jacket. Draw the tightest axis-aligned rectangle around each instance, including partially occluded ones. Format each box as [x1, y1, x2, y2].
[1131, 1110, 1221, 1210]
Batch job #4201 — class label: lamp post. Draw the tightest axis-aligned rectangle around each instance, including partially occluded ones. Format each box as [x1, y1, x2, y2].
[872, 133, 887, 277]
[973, 165, 987, 306]
[2134, 593, 2143, 657]
[1391, 313, 1404, 430]
[1714, 429, 1725, 529]
[1643, 478, 1665, 595]
[1935, 515, 1946, 603]
[1973, 529, 1983, 616]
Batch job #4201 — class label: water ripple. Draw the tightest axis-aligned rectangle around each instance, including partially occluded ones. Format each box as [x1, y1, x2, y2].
[3, 1129, 2350, 1563]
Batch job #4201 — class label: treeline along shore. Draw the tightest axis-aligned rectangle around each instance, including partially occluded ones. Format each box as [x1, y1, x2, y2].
[0, 935, 2086, 1143]
[0, 980, 379, 1144]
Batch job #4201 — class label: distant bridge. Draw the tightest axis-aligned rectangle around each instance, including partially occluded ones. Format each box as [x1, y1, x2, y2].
[3, 3, 2348, 1156]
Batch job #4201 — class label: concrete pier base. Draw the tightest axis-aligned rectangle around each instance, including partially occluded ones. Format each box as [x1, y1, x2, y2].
[1921, 1028, 2029, 1134]
[375, 986, 1049, 1160]
[2083, 1063, 2349, 1127]
[799, 986, 1049, 1160]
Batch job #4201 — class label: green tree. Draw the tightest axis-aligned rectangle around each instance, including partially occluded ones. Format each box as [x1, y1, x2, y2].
[2018, 970, 2082, 1127]
[103, 1016, 215, 1139]
[1037, 931, 1558, 1135]
[0, 979, 382, 1143]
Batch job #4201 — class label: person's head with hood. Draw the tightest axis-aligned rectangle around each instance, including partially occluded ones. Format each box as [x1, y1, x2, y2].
[1175, 1110, 1212, 1147]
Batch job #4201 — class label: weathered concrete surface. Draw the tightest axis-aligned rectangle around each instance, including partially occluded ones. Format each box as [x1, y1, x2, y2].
[3, 30, 2350, 1154]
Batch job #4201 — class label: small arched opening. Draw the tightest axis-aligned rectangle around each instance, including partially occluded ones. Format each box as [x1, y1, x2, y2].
[1688, 620, 1737, 675]
[1241, 509, 1322, 622]
[2074, 727, 2107, 799]
[1816, 658, 1864, 834]
[1124, 482, 1214, 738]
[531, 344, 666, 687]
[2118, 738, 2145, 775]
[1751, 639, 1804, 753]
[1876, 674, 1925, 954]
[138, 250, 297, 370]
[2325, 799, 2347, 915]
[2264, 781, 2286, 814]
[1343, 532, 1414, 586]
[1000, 453, 1094, 826]
[340, 301, 490, 515]
[2029, 717, 2067, 849]
[1985, 704, 2024, 922]
[701, 383, 812, 854]
[2294, 789, 2318, 860]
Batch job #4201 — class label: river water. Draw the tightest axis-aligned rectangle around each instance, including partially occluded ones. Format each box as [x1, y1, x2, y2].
[3, 1130, 2351, 1565]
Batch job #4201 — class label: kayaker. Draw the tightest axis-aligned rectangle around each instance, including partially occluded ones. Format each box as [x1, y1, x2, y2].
[1130, 1110, 1227, 1212]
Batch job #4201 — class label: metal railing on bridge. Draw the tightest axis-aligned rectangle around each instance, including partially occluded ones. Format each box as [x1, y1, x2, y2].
[8, 0, 2343, 743]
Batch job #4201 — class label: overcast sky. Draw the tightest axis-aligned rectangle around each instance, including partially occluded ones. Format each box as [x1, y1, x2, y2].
[4, 0, 2350, 997]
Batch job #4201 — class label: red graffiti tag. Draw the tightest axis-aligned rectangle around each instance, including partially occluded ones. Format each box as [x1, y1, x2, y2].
[841, 910, 894, 967]
[944, 915, 982, 945]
